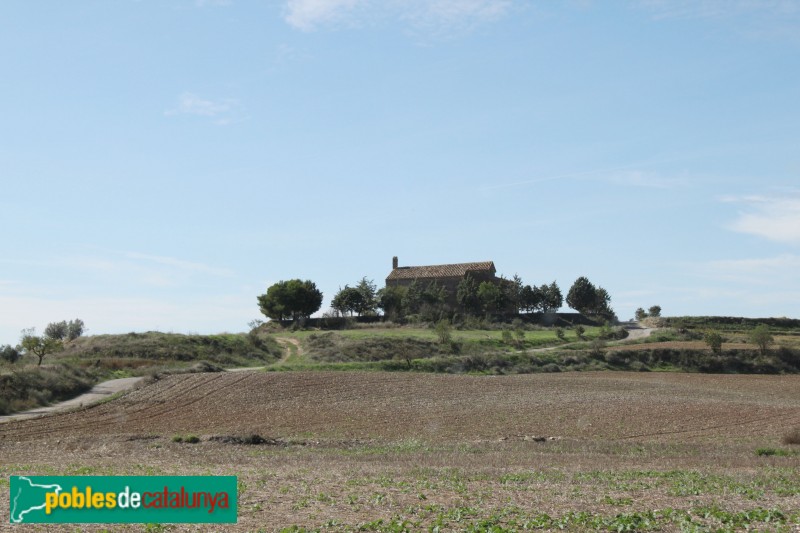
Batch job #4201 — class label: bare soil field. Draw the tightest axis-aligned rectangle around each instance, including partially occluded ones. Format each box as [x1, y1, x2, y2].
[1, 371, 799, 531]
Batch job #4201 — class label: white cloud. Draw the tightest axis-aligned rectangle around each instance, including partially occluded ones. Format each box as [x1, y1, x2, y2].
[165, 92, 242, 124]
[401, 0, 511, 32]
[283, 0, 511, 32]
[636, 0, 800, 20]
[284, 0, 366, 31]
[723, 194, 800, 244]
[701, 254, 800, 284]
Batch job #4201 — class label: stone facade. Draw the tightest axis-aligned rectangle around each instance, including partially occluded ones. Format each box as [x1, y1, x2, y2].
[385, 256, 504, 308]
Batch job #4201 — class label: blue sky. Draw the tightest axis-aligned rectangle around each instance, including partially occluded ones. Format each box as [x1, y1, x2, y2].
[2, 0, 799, 344]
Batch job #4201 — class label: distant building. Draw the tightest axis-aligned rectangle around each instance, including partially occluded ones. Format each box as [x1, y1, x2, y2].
[385, 256, 505, 308]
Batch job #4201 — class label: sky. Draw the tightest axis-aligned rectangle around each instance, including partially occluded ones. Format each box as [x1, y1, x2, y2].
[1, 0, 799, 344]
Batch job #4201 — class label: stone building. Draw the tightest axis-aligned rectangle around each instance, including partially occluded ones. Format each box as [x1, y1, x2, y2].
[385, 256, 505, 308]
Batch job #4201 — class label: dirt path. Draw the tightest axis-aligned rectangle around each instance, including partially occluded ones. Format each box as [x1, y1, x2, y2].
[619, 321, 655, 341]
[0, 365, 267, 424]
[274, 336, 302, 364]
[525, 322, 654, 354]
[0, 376, 144, 424]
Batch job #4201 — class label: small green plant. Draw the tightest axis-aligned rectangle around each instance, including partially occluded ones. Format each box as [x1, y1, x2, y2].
[501, 329, 514, 345]
[555, 327, 566, 341]
[756, 447, 793, 457]
[749, 324, 774, 355]
[434, 319, 452, 345]
[590, 338, 606, 357]
[172, 434, 200, 444]
[574, 325, 586, 340]
[704, 330, 723, 354]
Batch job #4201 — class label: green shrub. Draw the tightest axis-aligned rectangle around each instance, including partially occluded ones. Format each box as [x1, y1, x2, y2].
[756, 447, 792, 457]
[0, 344, 20, 364]
[173, 434, 200, 444]
[435, 319, 452, 345]
[590, 338, 606, 357]
[749, 325, 774, 355]
[704, 331, 723, 354]
[514, 328, 526, 345]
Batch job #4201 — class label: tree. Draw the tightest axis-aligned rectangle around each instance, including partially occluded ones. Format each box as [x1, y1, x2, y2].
[66, 319, 85, 341]
[519, 284, 543, 314]
[0, 344, 20, 364]
[648, 305, 662, 318]
[44, 319, 85, 342]
[419, 282, 449, 322]
[749, 324, 774, 355]
[404, 280, 422, 315]
[354, 277, 378, 316]
[504, 274, 524, 315]
[456, 275, 481, 316]
[20, 328, 63, 366]
[566, 276, 597, 315]
[257, 279, 323, 322]
[331, 285, 364, 316]
[704, 331, 723, 354]
[44, 320, 68, 340]
[420, 282, 448, 307]
[377, 285, 406, 320]
[593, 287, 615, 321]
[542, 281, 562, 314]
[477, 281, 503, 315]
[635, 308, 648, 321]
[567, 277, 614, 319]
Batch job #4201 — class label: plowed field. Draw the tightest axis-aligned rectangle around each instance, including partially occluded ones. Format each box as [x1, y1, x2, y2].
[2, 371, 798, 443]
[2, 372, 799, 531]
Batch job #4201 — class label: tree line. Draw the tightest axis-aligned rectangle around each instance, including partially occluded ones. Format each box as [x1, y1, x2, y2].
[256, 275, 616, 324]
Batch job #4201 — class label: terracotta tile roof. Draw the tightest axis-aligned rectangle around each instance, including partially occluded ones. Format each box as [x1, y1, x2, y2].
[386, 261, 496, 281]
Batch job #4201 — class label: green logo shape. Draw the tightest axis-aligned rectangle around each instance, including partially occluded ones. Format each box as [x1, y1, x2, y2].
[9, 476, 237, 524]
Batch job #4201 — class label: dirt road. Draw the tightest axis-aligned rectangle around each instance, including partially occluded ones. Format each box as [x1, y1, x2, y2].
[0, 376, 144, 424]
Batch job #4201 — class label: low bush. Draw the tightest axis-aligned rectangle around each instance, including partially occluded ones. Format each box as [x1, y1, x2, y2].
[756, 447, 794, 457]
[306, 333, 444, 363]
[58, 332, 282, 367]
